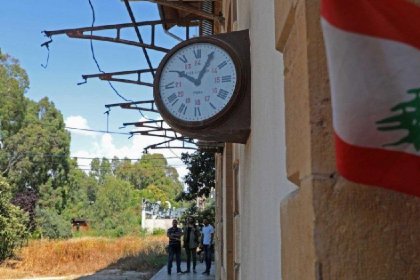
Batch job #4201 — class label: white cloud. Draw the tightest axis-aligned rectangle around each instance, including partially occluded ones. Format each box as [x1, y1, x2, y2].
[70, 117, 194, 183]
[65, 115, 96, 136]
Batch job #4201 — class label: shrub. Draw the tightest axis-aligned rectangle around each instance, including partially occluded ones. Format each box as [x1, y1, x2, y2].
[35, 207, 72, 239]
[0, 177, 29, 261]
[152, 228, 166, 235]
[12, 189, 38, 232]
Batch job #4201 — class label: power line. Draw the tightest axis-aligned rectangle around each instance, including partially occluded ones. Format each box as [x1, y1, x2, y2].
[65, 126, 131, 135]
[77, 163, 186, 168]
[1, 152, 184, 161]
[73, 155, 181, 161]
[87, 0, 129, 102]
[86, 0, 153, 121]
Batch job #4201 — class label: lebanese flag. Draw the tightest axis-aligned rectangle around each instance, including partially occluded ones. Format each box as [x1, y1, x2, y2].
[321, 0, 420, 196]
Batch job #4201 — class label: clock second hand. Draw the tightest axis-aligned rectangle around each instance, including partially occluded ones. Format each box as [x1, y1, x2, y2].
[169, 70, 197, 85]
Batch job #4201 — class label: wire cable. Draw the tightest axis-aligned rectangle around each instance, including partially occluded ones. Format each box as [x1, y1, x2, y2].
[66, 126, 131, 135]
[123, 0, 155, 78]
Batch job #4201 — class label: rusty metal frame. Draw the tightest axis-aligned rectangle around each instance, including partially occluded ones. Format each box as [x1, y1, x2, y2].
[122, 120, 196, 153]
[82, 69, 156, 87]
[144, 138, 196, 154]
[126, 120, 175, 137]
[125, 119, 181, 139]
[42, 4, 210, 152]
[105, 100, 159, 113]
[43, 19, 200, 54]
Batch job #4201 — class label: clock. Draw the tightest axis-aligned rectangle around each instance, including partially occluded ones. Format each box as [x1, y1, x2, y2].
[154, 36, 242, 129]
[153, 30, 250, 143]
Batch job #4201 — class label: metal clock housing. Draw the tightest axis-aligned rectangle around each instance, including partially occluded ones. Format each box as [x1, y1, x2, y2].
[154, 36, 243, 130]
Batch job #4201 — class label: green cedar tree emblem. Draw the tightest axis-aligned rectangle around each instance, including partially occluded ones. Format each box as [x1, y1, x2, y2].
[376, 88, 420, 151]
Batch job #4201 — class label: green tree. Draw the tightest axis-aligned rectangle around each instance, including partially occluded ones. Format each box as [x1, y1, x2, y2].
[99, 157, 112, 182]
[177, 151, 215, 201]
[91, 176, 141, 236]
[88, 157, 113, 183]
[63, 159, 97, 219]
[111, 156, 121, 174]
[35, 207, 72, 239]
[0, 52, 71, 238]
[114, 154, 183, 205]
[0, 51, 29, 140]
[0, 176, 28, 261]
[139, 184, 169, 205]
[89, 158, 100, 179]
[2, 98, 70, 193]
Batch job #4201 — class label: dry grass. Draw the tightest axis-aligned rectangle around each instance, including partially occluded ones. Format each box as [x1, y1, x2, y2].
[0, 235, 167, 279]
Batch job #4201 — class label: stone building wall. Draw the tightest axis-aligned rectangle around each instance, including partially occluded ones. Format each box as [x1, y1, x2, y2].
[275, 0, 420, 279]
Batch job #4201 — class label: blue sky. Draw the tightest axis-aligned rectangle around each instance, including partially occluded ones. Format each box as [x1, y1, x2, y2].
[0, 1, 198, 180]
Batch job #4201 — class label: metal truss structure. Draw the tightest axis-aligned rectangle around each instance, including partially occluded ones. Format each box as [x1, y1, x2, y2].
[41, 0, 221, 153]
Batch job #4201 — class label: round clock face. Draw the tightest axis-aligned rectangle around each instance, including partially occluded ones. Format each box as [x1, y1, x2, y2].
[156, 42, 238, 123]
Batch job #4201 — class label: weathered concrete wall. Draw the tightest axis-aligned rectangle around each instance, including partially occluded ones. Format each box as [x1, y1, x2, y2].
[314, 179, 420, 279]
[142, 219, 172, 233]
[231, 0, 296, 279]
[275, 0, 420, 279]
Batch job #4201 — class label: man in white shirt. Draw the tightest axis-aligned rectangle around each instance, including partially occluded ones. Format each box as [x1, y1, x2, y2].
[200, 218, 214, 275]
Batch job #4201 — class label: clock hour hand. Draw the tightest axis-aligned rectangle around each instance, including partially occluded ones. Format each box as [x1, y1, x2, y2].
[196, 51, 214, 85]
[169, 70, 197, 84]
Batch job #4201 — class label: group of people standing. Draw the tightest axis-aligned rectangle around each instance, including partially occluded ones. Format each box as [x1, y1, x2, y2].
[166, 217, 214, 275]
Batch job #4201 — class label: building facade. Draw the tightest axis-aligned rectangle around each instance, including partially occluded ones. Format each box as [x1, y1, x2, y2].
[151, 0, 420, 279]
[214, 0, 420, 280]
[214, 0, 295, 279]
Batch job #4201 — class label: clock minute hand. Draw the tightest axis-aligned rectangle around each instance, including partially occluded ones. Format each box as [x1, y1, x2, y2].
[169, 70, 197, 84]
[196, 51, 215, 85]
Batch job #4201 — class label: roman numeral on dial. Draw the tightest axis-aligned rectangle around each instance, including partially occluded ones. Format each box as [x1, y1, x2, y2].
[168, 93, 177, 104]
[178, 103, 187, 115]
[222, 75, 231, 83]
[217, 89, 229, 100]
[194, 107, 201, 117]
[179, 55, 188, 63]
[165, 82, 175, 89]
[218, 61, 227, 69]
[194, 49, 201, 59]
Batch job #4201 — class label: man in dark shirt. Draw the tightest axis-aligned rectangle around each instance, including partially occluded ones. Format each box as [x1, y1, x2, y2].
[167, 219, 183, 275]
[182, 217, 200, 273]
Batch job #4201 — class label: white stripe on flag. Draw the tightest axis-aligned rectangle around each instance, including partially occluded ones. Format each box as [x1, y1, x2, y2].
[322, 19, 420, 157]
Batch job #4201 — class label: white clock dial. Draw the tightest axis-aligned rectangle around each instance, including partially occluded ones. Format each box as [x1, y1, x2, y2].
[158, 42, 237, 122]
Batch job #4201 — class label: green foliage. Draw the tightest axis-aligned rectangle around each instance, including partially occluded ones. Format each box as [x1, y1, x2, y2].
[89, 157, 112, 183]
[176, 151, 216, 224]
[139, 184, 169, 205]
[61, 160, 97, 220]
[178, 151, 215, 201]
[0, 51, 186, 242]
[180, 200, 215, 225]
[198, 200, 215, 224]
[35, 207, 72, 239]
[1, 98, 70, 194]
[114, 154, 183, 206]
[152, 228, 166, 235]
[0, 52, 29, 139]
[0, 177, 29, 261]
[90, 176, 141, 237]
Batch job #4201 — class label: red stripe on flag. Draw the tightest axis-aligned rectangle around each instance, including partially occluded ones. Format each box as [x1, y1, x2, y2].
[321, 0, 420, 51]
[335, 133, 420, 197]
